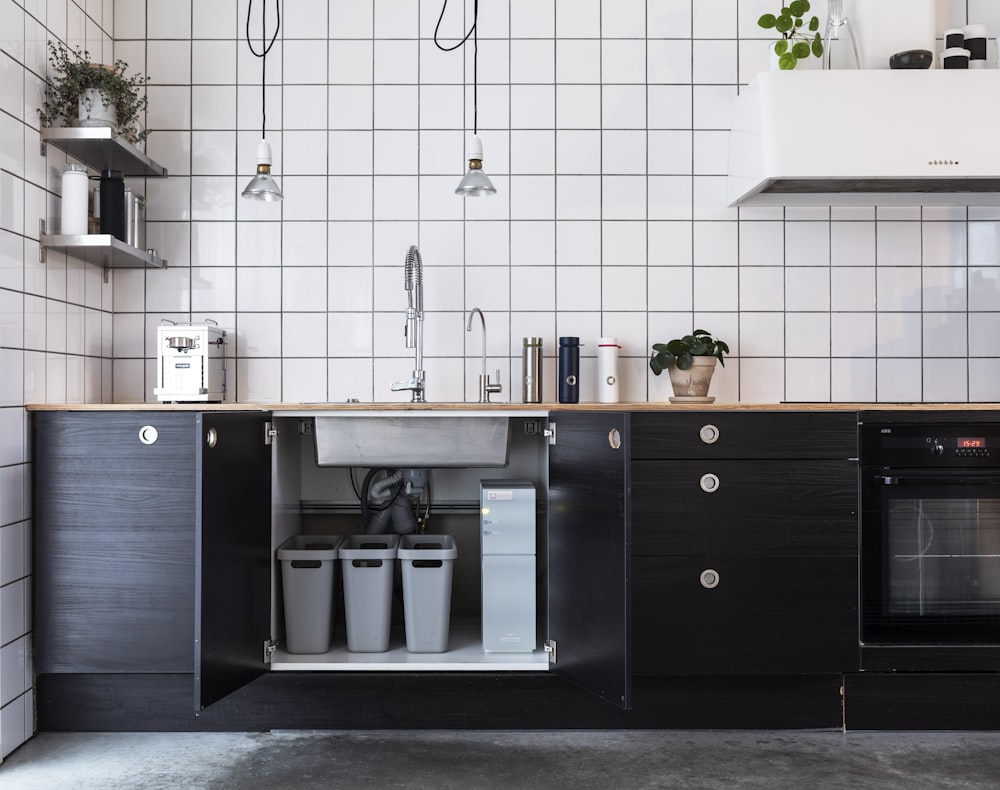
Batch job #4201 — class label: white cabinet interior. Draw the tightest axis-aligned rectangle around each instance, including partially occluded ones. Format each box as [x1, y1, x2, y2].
[268, 414, 551, 672]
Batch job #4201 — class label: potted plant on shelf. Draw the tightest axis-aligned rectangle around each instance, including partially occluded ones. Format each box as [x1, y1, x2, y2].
[758, 0, 824, 70]
[39, 41, 150, 145]
[649, 329, 730, 403]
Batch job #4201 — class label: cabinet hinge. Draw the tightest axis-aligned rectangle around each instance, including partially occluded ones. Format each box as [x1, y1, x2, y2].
[264, 421, 278, 445]
[545, 639, 557, 664]
[544, 423, 557, 445]
[264, 639, 277, 664]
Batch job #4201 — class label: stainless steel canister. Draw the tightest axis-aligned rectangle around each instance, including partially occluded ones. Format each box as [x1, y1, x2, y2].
[124, 188, 137, 246]
[134, 192, 146, 250]
[124, 189, 146, 249]
[522, 337, 542, 403]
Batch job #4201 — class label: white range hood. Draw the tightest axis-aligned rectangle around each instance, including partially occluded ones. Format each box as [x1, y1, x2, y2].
[727, 70, 1000, 207]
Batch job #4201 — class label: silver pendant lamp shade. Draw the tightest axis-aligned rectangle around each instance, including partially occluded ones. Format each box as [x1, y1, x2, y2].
[455, 135, 496, 196]
[436, 0, 496, 198]
[242, 0, 282, 202]
[242, 139, 283, 201]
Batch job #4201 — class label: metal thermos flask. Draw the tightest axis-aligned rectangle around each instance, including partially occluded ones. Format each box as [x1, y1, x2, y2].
[558, 336, 580, 404]
[99, 169, 126, 241]
[522, 337, 543, 403]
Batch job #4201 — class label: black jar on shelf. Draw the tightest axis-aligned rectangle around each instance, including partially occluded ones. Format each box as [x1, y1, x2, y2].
[98, 169, 126, 241]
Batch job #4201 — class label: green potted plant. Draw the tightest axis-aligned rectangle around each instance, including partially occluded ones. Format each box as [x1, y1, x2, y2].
[758, 1, 824, 70]
[649, 329, 730, 401]
[39, 41, 150, 145]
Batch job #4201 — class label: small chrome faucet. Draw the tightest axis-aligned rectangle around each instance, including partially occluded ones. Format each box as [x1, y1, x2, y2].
[466, 307, 502, 403]
[391, 245, 426, 402]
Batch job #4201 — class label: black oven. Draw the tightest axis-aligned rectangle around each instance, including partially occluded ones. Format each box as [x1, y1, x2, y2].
[860, 414, 1000, 665]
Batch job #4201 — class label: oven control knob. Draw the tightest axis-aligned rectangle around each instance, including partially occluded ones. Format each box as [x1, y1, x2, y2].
[932, 441, 945, 456]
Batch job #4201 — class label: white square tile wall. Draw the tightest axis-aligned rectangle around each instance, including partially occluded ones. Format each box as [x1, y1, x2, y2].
[3, 3, 1000, 749]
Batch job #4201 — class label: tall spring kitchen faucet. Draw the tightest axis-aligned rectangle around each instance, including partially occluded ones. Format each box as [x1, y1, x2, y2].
[391, 245, 426, 402]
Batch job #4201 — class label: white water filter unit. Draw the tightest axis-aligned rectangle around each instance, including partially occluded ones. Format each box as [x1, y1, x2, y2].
[480, 480, 536, 653]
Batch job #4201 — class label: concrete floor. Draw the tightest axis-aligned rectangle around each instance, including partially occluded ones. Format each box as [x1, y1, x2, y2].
[2, 730, 1000, 789]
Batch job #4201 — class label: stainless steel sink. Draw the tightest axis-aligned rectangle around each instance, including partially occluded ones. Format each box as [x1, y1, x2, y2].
[312, 415, 510, 467]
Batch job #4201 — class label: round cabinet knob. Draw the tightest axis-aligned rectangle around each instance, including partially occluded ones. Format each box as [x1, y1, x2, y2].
[138, 425, 158, 445]
[608, 428, 622, 450]
[699, 424, 720, 444]
[206, 427, 218, 448]
[700, 569, 720, 589]
[699, 473, 720, 493]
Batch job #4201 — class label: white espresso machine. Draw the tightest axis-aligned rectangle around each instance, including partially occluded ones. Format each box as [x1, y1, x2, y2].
[154, 321, 227, 402]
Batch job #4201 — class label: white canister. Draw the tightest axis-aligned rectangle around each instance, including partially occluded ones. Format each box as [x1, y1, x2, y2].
[61, 163, 89, 235]
[597, 337, 621, 404]
[964, 24, 988, 69]
[845, 0, 936, 69]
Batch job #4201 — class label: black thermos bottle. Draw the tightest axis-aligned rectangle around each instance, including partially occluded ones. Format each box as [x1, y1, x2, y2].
[99, 169, 126, 241]
[558, 336, 580, 404]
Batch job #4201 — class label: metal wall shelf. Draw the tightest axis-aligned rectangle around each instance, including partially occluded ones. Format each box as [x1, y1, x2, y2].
[40, 232, 166, 271]
[40, 128, 168, 275]
[40, 127, 167, 178]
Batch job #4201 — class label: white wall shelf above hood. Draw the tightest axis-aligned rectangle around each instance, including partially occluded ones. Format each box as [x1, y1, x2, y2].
[727, 70, 1000, 207]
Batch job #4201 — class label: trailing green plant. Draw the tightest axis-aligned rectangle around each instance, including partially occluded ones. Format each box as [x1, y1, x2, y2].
[39, 40, 149, 143]
[758, 0, 824, 70]
[649, 330, 730, 375]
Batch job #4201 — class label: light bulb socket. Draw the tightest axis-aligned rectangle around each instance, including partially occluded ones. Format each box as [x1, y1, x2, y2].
[255, 139, 273, 166]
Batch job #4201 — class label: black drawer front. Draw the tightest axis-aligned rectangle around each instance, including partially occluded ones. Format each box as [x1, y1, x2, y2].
[632, 460, 858, 556]
[631, 412, 858, 460]
[632, 555, 860, 675]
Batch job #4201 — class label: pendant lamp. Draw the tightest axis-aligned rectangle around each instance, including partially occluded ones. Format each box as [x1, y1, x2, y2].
[435, 0, 496, 197]
[242, 0, 282, 201]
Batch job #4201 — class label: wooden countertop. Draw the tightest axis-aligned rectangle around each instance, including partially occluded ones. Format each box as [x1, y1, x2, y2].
[24, 402, 1000, 412]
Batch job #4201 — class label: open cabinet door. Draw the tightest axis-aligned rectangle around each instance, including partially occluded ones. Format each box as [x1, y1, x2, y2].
[548, 410, 631, 709]
[194, 412, 273, 711]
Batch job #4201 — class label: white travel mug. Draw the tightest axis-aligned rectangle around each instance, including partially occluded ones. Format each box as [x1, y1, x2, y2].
[597, 337, 621, 404]
[60, 163, 89, 235]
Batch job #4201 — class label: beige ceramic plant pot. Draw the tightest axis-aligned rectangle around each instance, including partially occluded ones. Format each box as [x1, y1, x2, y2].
[667, 356, 718, 399]
[78, 87, 115, 128]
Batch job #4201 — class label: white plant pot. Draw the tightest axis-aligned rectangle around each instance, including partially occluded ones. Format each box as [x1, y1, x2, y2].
[667, 356, 718, 400]
[78, 88, 115, 128]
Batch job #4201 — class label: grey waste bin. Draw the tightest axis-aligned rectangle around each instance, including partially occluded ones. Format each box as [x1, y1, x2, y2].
[277, 535, 343, 654]
[340, 535, 400, 652]
[398, 534, 458, 653]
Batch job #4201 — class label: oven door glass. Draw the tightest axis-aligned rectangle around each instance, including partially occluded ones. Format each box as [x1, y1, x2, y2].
[862, 472, 1000, 643]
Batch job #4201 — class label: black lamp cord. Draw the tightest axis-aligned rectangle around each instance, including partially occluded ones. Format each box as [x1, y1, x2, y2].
[246, 0, 280, 140]
[434, 0, 479, 136]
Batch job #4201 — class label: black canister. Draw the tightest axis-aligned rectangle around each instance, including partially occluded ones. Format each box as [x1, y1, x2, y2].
[99, 169, 126, 241]
[558, 336, 580, 404]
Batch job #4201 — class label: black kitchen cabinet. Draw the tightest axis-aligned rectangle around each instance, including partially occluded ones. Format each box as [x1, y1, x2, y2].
[33, 410, 272, 710]
[32, 407, 857, 731]
[547, 409, 631, 708]
[630, 411, 860, 676]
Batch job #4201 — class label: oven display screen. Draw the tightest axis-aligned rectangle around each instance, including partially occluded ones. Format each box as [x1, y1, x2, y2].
[958, 437, 986, 448]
